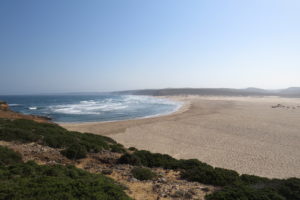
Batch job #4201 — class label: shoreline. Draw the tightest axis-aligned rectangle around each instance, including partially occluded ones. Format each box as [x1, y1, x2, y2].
[61, 95, 300, 178]
[59, 95, 190, 126]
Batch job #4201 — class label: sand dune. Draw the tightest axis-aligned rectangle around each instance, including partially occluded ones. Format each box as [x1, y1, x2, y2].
[61, 96, 300, 178]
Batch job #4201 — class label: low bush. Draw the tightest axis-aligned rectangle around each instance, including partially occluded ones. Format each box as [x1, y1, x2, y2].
[0, 161, 131, 200]
[126, 150, 179, 168]
[128, 147, 138, 151]
[0, 146, 22, 165]
[110, 144, 126, 153]
[181, 167, 239, 186]
[0, 146, 131, 200]
[240, 174, 270, 185]
[118, 151, 239, 186]
[118, 153, 142, 165]
[0, 119, 124, 159]
[60, 144, 87, 159]
[131, 167, 156, 181]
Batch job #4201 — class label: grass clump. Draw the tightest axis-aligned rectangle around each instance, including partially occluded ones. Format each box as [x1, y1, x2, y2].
[131, 167, 156, 181]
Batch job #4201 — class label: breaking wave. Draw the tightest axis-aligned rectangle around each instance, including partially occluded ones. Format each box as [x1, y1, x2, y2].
[49, 96, 180, 116]
[50, 99, 128, 115]
[4, 95, 182, 122]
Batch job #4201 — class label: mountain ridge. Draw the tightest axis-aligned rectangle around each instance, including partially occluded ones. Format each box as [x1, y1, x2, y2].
[115, 87, 300, 97]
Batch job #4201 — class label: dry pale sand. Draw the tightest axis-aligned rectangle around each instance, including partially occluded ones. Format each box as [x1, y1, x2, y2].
[61, 96, 300, 178]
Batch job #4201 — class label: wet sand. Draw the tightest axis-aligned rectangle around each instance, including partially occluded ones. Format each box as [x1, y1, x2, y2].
[61, 96, 300, 178]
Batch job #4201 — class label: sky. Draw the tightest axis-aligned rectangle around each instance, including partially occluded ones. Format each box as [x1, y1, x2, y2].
[0, 0, 299, 94]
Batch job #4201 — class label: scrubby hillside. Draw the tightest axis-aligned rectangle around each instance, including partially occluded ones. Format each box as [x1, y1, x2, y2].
[0, 146, 131, 200]
[0, 105, 299, 200]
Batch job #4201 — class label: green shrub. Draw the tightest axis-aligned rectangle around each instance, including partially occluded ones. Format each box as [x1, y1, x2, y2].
[110, 144, 126, 153]
[0, 146, 22, 165]
[128, 147, 138, 151]
[118, 150, 239, 186]
[205, 184, 286, 200]
[178, 159, 212, 170]
[61, 144, 87, 159]
[118, 153, 142, 166]
[206, 178, 300, 200]
[130, 150, 179, 168]
[0, 161, 132, 200]
[0, 119, 115, 159]
[182, 167, 240, 186]
[0, 127, 41, 142]
[240, 174, 270, 185]
[278, 178, 300, 200]
[131, 167, 156, 181]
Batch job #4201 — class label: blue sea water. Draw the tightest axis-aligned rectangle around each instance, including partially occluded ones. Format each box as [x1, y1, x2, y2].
[0, 94, 182, 123]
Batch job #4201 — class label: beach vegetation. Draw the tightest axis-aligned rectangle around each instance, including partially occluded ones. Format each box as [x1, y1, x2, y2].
[0, 118, 126, 159]
[0, 147, 131, 200]
[0, 145, 22, 165]
[131, 167, 156, 181]
[61, 143, 87, 159]
[110, 143, 126, 153]
[118, 150, 300, 200]
[128, 147, 138, 151]
[118, 153, 142, 165]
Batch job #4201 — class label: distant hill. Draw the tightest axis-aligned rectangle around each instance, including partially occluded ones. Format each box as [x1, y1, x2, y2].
[115, 87, 300, 97]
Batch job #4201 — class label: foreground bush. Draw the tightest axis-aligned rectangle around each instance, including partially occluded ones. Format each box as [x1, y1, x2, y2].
[0, 162, 131, 200]
[0, 147, 131, 200]
[0, 119, 126, 159]
[131, 167, 156, 181]
[0, 146, 22, 165]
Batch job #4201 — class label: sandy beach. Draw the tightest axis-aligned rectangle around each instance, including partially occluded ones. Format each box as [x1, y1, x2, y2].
[61, 95, 300, 179]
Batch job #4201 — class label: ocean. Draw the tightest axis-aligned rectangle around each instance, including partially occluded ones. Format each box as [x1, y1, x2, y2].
[0, 94, 182, 123]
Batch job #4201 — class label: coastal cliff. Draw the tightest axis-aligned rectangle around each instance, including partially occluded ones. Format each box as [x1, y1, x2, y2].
[0, 101, 51, 123]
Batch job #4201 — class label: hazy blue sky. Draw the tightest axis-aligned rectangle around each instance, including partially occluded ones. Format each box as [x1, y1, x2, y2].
[0, 0, 299, 94]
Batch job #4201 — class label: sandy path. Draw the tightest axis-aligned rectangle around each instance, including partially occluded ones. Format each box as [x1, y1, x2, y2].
[61, 96, 300, 178]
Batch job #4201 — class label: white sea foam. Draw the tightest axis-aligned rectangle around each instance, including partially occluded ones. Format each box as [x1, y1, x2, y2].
[50, 98, 129, 115]
[47, 95, 181, 117]
[29, 107, 37, 110]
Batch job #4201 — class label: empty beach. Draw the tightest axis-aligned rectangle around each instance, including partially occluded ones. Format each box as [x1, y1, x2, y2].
[62, 96, 300, 178]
